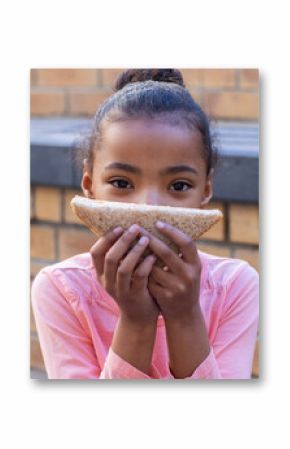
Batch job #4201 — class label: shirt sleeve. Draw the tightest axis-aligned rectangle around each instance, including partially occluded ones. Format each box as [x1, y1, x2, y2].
[100, 347, 162, 379]
[168, 262, 259, 380]
[31, 270, 162, 380]
[31, 270, 101, 379]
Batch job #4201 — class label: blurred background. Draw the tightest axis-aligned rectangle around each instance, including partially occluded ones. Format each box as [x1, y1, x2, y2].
[30, 68, 259, 379]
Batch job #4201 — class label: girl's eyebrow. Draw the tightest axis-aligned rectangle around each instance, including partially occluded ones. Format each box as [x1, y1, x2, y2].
[104, 162, 198, 175]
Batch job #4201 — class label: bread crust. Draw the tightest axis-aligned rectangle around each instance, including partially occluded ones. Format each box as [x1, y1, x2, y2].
[70, 196, 223, 267]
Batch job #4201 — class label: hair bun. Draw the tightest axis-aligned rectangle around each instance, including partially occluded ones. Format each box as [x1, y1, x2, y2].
[114, 68, 185, 91]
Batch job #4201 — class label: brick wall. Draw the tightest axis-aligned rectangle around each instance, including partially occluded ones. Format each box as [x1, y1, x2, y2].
[30, 68, 259, 121]
[30, 186, 259, 378]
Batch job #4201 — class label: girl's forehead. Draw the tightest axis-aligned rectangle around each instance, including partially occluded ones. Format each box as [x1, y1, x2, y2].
[100, 119, 203, 159]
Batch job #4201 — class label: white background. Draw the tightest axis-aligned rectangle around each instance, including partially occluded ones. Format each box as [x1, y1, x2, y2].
[1, 0, 289, 447]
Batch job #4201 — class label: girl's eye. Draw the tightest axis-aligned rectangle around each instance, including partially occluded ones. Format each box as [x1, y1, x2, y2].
[109, 179, 132, 189]
[170, 181, 192, 192]
[108, 179, 192, 192]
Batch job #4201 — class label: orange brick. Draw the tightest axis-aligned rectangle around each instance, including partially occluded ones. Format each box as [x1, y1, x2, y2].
[239, 69, 259, 89]
[233, 247, 259, 271]
[30, 225, 55, 260]
[101, 68, 127, 87]
[188, 90, 203, 106]
[36, 69, 97, 87]
[197, 242, 230, 258]
[30, 335, 45, 371]
[202, 202, 225, 241]
[229, 204, 259, 244]
[252, 339, 259, 378]
[64, 189, 83, 224]
[30, 69, 38, 87]
[203, 91, 259, 120]
[180, 69, 203, 88]
[68, 90, 111, 115]
[58, 227, 96, 260]
[30, 91, 65, 115]
[35, 187, 62, 222]
[203, 69, 236, 88]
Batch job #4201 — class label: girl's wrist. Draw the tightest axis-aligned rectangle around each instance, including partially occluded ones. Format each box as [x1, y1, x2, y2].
[112, 313, 158, 375]
[163, 303, 202, 327]
[119, 312, 159, 333]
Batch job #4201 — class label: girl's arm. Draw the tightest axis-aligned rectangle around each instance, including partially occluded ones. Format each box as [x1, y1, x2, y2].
[31, 269, 161, 379]
[31, 270, 101, 379]
[89, 224, 162, 378]
[166, 263, 259, 379]
[110, 314, 158, 376]
[164, 304, 210, 379]
[145, 221, 259, 379]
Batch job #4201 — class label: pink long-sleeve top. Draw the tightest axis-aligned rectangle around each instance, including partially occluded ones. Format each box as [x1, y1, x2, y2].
[31, 250, 259, 380]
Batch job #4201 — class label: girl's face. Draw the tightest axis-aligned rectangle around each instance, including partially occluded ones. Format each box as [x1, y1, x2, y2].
[81, 119, 213, 208]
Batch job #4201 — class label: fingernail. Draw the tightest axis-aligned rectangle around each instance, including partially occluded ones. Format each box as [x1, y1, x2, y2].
[113, 227, 123, 235]
[156, 220, 165, 229]
[129, 224, 139, 233]
[139, 236, 149, 245]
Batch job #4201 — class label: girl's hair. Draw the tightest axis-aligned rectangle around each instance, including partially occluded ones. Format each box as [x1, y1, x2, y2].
[76, 69, 218, 176]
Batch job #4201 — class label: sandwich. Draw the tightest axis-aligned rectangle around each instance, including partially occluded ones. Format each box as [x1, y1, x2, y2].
[70, 195, 223, 267]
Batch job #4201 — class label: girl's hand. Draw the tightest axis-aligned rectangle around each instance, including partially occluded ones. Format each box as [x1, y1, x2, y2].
[139, 221, 202, 323]
[89, 224, 160, 326]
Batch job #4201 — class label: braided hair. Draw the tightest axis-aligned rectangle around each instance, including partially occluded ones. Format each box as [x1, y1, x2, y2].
[80, 69, 218, 176]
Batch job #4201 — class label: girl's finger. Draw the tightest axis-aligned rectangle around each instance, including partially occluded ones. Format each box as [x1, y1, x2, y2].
[116, 236, 150, 292]
[90, 227, 124, 275]
[138, 228, 183, 273]
[104, 224, 142, 291]
[154, 221, 198, 265]
[149, 265, 176, 288]
[148, 277, 164, 298]
[132, 255, 157, 287]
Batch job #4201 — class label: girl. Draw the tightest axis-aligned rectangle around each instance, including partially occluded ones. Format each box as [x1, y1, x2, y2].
[31, 69, 259, 379]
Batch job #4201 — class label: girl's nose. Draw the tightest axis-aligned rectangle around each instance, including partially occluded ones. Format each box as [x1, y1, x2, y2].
[138, 190, 165, 206]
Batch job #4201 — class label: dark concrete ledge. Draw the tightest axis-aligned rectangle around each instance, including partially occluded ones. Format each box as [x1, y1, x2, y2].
[30, 118, 259, 203]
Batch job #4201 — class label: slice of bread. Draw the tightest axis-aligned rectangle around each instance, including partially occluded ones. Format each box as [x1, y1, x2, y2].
[70, 196, 223, 266]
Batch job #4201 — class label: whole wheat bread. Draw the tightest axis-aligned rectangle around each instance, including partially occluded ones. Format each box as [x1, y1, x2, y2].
[70, 196, 223, 266]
